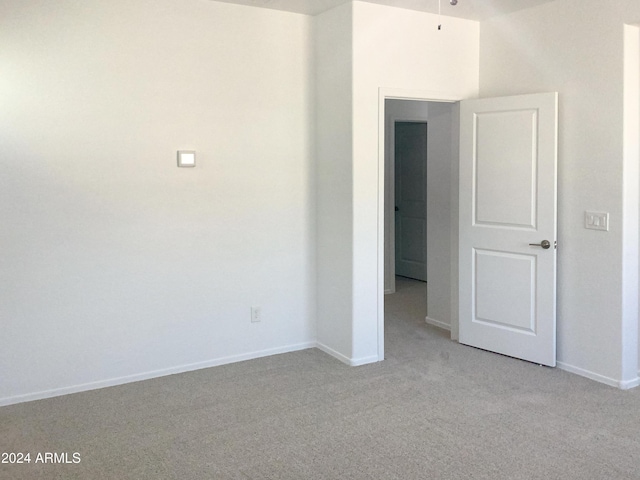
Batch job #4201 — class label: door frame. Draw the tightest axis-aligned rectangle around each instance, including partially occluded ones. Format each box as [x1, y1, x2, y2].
[377, 88, 465, 361]
[387, 119, 429, 293]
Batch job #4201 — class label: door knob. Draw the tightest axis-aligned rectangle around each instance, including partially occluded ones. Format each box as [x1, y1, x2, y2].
[529, 240, 551, 249]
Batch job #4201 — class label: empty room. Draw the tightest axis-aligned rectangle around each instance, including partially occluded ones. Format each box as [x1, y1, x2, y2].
[2, 0, 640, 478]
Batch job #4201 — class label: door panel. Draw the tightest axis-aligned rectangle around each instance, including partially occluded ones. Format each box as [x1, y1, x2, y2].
[395, 122, 428, 281]
[474, 249, 536, 333]
[459, 93, 558, 367]
[475, 109, 538, 229]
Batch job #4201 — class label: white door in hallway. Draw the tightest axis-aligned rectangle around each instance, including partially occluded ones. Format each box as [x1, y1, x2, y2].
[459, 93, 558, 367]
[395, 122, 428, 282]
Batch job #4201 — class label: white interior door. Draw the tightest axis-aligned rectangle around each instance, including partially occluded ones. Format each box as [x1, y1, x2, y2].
[395, 122, 428, 282]
[459, 92, 558, 367]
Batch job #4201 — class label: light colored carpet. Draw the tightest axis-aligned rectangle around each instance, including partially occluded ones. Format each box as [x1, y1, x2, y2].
[2, 277, 640, 479]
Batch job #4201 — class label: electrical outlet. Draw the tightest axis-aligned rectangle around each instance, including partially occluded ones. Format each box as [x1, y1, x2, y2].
[251, 307, 261, 323]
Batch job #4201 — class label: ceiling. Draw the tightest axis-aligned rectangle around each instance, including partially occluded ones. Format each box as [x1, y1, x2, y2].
[211, 0, 556, 20]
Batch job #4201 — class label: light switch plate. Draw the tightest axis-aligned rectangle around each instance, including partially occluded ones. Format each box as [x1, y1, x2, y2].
[585, 211, 609, 231]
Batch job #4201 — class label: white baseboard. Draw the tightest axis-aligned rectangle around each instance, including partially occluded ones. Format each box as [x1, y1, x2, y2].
[316, 342, 351, 365]
[425, 316, 451, 331]
[0, 341, 316, 407]
[620, 376, 640, 390]
[315, 343, 380, 367]
[557, 361, 640, 390]
[350, 355, 381, 367]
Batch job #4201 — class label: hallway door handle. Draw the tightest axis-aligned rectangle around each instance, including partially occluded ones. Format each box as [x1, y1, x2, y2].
[529, 240, 551, 249]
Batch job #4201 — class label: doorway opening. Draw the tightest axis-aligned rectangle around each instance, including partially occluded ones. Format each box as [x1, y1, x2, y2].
[381, 96, 460, 359]
[378, 90, 560, 373]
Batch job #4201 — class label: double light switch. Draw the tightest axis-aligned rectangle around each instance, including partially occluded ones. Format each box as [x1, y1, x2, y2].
[585, 211, 609, 231]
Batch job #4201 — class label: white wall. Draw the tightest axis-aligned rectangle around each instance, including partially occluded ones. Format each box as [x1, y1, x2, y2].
[352, 1, 479, 362]
[425, 102, 455, 329]
[0, 0, 316, 405]
[314, 2, 355, 362]
[623, 24, 640, 378]
[384, 100, 455, 332]
[480, 0, 640, 385]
